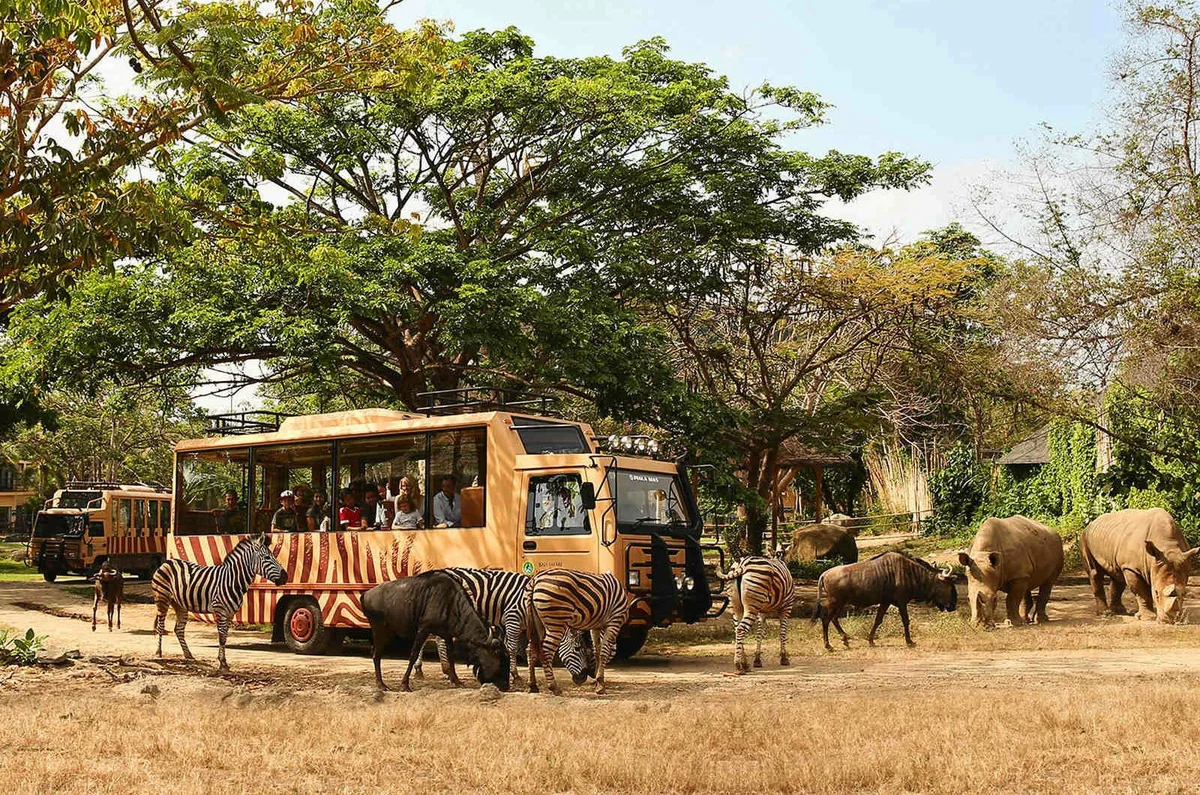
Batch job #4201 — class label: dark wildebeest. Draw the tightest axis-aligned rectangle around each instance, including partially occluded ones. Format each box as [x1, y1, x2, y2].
[813, 551, 957, 650]
[92, 560, 124, 632]
[361, 571, 510, 693]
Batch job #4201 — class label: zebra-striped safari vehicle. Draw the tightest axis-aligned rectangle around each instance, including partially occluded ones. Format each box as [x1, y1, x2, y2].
[170, 388, 727, 657]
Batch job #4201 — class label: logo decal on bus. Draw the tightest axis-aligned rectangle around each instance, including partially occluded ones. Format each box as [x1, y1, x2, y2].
[522, 561, 534, 576]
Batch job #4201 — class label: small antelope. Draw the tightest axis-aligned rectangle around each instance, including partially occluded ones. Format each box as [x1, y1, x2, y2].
[92, 560, 124, 632]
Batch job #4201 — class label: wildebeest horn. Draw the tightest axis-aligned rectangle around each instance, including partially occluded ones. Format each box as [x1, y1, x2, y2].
[940, 564, 952, 578]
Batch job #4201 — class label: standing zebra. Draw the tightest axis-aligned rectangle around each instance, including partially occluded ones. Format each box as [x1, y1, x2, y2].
[526, 569, 630, 695]
[715, 556, 795, 674]
[151, 533, 287, 670]
[413, 567, 593, 687]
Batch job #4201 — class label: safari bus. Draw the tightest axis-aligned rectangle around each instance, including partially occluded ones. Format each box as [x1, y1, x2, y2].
[27, 482, 172, 582]
[170, 389, 726, 657]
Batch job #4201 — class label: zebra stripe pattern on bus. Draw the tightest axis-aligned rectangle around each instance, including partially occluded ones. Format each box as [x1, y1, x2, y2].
[152, 533, 287, 669]
[414, 567, 593, 686]
[526, 569, 630, 695]
[715, 556, 795, 673]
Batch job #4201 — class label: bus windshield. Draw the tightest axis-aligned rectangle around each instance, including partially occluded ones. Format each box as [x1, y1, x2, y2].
[33, 513, 85, 538]
[607, 469, 693, 534]
[56, 491, 101, 509]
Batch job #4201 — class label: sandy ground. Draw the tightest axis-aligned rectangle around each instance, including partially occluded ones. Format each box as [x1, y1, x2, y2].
[4, 574, 1200, 695]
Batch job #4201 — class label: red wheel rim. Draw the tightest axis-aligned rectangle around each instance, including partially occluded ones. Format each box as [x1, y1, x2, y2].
[289, 606, 315, 643]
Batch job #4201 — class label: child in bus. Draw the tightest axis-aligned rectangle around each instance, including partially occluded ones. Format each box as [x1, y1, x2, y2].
[308, 490, 331, 532]
[392, 494, 424, 529]
[338, 489, 362, 530]
[272, 490, 298, 532]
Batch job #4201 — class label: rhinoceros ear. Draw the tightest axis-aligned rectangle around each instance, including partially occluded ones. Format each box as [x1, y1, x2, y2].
[1185, 548, 1200, 564]
[1146, 540, 1168, 563]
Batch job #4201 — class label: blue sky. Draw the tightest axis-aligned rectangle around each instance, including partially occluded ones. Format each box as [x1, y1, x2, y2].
[394, 0, 1126, 241]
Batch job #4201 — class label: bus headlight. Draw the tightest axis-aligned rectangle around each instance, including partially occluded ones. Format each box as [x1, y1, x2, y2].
[674, 574, 684, 590]
[684, 576, 695, 591]
[627, 570, 640, 588]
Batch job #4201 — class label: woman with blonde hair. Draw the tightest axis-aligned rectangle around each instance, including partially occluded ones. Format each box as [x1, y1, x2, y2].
[396, 475, 423, 524]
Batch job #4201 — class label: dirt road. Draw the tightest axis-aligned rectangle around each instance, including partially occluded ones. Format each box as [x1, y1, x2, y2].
[5, 576, 1200, 697]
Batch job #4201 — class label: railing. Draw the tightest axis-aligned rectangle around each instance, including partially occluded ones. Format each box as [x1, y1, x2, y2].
[206, 411, 290, 435]
[702, 509, 937, 551]
[416, 387, 555, 417]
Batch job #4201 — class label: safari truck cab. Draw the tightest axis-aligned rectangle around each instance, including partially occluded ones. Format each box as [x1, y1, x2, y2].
[27, 482, 171, 582]
[169, 388, 727, 657]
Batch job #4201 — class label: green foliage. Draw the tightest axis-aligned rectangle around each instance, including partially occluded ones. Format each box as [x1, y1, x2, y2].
[927, 441, 986, 533]
[0, 628, 46, 666]
[786, 558, 839, 581]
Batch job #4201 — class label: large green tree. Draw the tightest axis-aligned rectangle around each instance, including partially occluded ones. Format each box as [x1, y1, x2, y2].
[4, 29, 929, 421]
[1, 0, 443, 313]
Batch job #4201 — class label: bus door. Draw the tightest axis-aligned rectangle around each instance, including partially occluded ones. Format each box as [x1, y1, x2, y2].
[519, 471, 598, 576]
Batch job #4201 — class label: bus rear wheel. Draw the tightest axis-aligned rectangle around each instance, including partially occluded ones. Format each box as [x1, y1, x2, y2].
[613, 626, 650, 661]
[282, 598, 334, 655]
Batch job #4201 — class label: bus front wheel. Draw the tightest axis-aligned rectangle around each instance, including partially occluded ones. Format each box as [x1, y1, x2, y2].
[282, 598, 334, 655]
[614, 626, 650, 660]
[41, 571, 57, 583]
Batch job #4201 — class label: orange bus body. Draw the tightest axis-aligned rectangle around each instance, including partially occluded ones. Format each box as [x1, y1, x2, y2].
[170, 409, 724, 652]
[27, 484, 172, 581]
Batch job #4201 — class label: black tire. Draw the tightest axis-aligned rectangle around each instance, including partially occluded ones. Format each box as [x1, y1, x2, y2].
[141, 558, 162, 580]
[41, 571, 57, 583]
[613, 625, 650, 661]
[282, 598, 333, 655]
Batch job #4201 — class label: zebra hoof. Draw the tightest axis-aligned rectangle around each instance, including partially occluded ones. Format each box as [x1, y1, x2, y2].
[550, 685, 563, 696]
[779, 654, 790, 666]
[528, 682, 539, 694]
[752, 657, 762, 668]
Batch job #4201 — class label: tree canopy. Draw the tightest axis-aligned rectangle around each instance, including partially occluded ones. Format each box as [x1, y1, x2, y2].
[3, 28, 929, 422]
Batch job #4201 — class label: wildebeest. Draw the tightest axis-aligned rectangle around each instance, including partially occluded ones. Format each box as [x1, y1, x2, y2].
[1080, 508, 1198, 624]
[813, 551, 957, 650]
[715, 556, 795, 674]
[958, 515, 1064, 627]
[361, 571, 510, 692]
[92, 560, 124, 632]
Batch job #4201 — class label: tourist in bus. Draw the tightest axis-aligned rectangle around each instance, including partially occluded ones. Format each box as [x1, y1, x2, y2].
[307, 490, 331, 532]
[292, 483, 312, 523]
[214, 489, 242, 533]
[272, 490, 299, 532]
[338, 488, 362, 530]
[433, 475, 461, 528]
[392, 494, 424, 529]
[362, 484, 385, 530]
[398, 475, 423, 522]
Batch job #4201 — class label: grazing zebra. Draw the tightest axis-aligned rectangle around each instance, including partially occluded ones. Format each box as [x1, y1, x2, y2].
[715, 556, 795, 674]
[413, 567, 593, 687]
[526, 569, 630, 695]
[151, 533, 287, 670]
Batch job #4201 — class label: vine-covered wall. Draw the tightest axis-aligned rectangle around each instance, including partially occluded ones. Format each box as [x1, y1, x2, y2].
[930, 388, 1200, 544]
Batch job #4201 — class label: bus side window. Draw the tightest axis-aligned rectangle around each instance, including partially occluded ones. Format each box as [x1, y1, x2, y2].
[160, 500, 171, 534]
[88, 522, 104, 538]
[118, 499, 132, 536]
[133, 499, 145, 536]
[430, 428, 487, 528]
[148, 500, 159, 534]
[339, 434, 428, 531]
[526, 474, 590, 536]
[176, 447, 250, 535]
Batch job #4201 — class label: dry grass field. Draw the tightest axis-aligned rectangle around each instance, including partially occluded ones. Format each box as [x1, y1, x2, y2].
[3, 573, 1200, 794]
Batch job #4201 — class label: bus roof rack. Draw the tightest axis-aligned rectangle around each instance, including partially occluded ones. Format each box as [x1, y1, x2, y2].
[63, 480, 171, 493]
[416, 387, 556, 417]
[206, 411, 291, 436]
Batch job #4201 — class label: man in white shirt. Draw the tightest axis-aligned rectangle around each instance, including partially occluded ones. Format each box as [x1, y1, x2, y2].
[433, 475, 461, 527]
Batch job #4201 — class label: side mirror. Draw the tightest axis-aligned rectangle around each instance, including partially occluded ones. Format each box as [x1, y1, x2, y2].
[580, 482, 596, 510]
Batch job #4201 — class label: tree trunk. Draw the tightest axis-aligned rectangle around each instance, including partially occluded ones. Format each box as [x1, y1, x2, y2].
[745, 503, 767, 557]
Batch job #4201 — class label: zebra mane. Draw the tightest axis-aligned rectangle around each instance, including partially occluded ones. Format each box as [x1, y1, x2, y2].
[222, 536, 261, 566]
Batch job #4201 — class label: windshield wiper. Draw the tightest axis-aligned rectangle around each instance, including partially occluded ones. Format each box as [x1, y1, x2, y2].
[629, 517, 657, 530]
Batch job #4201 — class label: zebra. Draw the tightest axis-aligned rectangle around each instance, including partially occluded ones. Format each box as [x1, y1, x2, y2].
[715, 556, 795, 674]
[526, 569, 630, 695]
[412, 567, 593, 687]
[151, 533, 287, 670]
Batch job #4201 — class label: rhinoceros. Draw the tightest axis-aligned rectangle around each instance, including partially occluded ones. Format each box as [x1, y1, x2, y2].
[957, 515, 1064, 627]
[1079, 508, 1198, 623]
